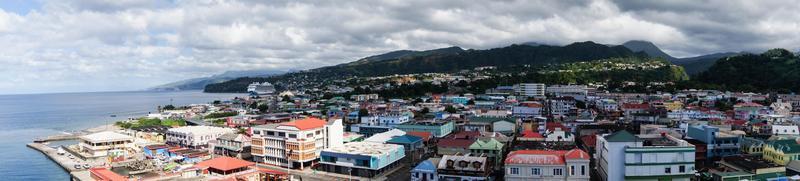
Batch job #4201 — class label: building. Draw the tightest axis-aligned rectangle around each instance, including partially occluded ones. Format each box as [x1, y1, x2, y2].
[546, 85, 589, 100]
[715, 155, 786, 181]
[469, 138, 505, 167]
[512, 101, 544, 118]
[464, 117, 517, 135]
[771, 125, 800, 135]
[78, 131, 135, 158]
[763, 139, 800, 165]
[250, 117, 330, 169]
[596, 131, 696, 181]
[395, 120, 456, 138]
[350, 94, 379, 102]
[436, 154, 493, 181]
[210, 133, 252, 160]
[318, 142, 405, 177]
[411, 159, 438, 181]
[514, 83, 546, 97]
[686, 125, 741, 159]
[595, 99, 619, 112]
[504, 149, 591, 181]
[549, 97, 577, 116]
[166, 126, 237, 148]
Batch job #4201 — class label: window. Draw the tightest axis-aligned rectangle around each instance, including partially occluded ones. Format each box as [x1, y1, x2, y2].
[679, 165, 686, 173]
[278, 132, 285, 137]
[288, 134, 297, 138]
[307, 133, 313, 138]
[554, 168, 563, 176]
[665, 167, 671, 173]
[510, 167, 519, 175]
[581, 165, 586, 175]
[571, 166, 575, 175]
[531, 168, 541, 175]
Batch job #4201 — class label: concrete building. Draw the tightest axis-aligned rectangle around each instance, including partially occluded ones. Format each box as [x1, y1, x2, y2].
[165, 126, 236, 148]
[514, 83, 546, 97]
[596, 130, 696, 181]
[78, 131, 135, 158]
[209, 133, 252, 160]
[411, 159, 439, 181]
[318, 142, 405, 178]
[504, 149, 590, 181]
[395, 120, 456, 138]
[437, 154, 493, 181]
[250, 117, 333, 169]
[686, 125, 741, 159]
[546, 85, 589, 100]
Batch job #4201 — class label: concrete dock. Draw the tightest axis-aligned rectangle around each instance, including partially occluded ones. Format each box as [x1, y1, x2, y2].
[27, 143, 94, 180]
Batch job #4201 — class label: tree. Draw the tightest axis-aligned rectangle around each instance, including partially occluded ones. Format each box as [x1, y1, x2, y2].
[212, 100, 222, 104]
[420, 107, 430, 115]
[358, 109, 369, 117]
[282, 95, 292, 102]
[445, 105, 458, 113]
[249, 102, 258, 110]
[258, 104, 269, 113]
[162, 105, 176, 110]
[467, 100, 475, 105]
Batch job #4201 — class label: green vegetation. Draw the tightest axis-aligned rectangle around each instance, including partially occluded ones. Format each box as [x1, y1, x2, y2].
[211, 118, 227, 125]
[692, 49, 800, 93]
[205, 112, 238, 119]
[115, 118, 186, 129]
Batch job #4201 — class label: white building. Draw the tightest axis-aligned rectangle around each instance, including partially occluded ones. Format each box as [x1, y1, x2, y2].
[596, 131, 695, 181]
[771, 125, 799, 135]
[514, 83, 546, 97]
[595, 99, 619, 112]
[166, 126, 236, 148]
[78, 131, 135, 158]
[547, 85, 590, 101]
[505, 149, 590, 181]
[550, 97, 576, 116]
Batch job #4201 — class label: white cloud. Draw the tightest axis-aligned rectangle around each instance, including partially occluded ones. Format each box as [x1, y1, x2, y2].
[0, 0, 799, 94]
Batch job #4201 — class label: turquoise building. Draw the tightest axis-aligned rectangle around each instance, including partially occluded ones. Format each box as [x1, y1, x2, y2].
[319, 142, 406, 177]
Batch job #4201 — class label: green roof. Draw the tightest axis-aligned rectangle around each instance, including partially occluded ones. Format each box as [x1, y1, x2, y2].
[469, 137, 503, 150]
[767, 139, 800, 154]
[604, 130, 638, 142]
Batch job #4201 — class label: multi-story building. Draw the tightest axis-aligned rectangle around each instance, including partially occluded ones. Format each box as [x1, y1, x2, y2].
[209, 133, 252, 160]
[436, 154, 493, 181]
[596, 130, 696, 181]
[763, 139, 800, 165]
[166, 126, 237, 148]
[78, 131, 135, 158]
[546, 85, 590, 100]
[395, 120, 455, 138]
[549, 97, 576, 116]
[686, 125, 742, 159]
[250, 117, 338, 169]
[504, 149, 591, 181]
[514, 83, 546, 97]
[595, 99, 619, 112]
[512, 101, 544, 118]
[318, 142, 405, 177]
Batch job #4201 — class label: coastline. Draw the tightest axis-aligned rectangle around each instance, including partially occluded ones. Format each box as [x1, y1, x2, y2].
[27, 123, 122, 181]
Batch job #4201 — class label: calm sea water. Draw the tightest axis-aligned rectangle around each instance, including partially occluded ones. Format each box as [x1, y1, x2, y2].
[0, 90, 245, 180]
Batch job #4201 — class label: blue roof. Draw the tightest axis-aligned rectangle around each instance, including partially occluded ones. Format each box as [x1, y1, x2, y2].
[387, 135, 422, 144]
[413, 160, 436, 171]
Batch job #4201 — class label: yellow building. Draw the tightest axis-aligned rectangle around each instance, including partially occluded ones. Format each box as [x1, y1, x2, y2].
[663, 101, 684, 111]
[762, 139, 800, 165]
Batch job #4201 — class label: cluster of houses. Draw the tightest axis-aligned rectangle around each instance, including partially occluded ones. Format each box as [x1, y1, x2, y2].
[74, 82, 800, 181]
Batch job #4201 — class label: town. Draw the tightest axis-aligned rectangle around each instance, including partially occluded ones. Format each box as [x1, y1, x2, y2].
[29, 75, 800, 181]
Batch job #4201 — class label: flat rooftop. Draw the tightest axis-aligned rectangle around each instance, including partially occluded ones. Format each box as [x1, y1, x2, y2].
[638, 134, 680, 146]
[323, 142, 402, 156]
[722, 155, 780, 171]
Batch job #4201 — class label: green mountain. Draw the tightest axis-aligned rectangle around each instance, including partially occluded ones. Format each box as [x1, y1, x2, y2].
[204, 41, 652, 93]
[622, 40, 738, 75]
[695, 49, 799, 92]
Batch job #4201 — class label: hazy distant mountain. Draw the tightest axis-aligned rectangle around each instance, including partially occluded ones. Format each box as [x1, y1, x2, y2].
[150, 69, 286, 91]
[622, 40, 739, 74]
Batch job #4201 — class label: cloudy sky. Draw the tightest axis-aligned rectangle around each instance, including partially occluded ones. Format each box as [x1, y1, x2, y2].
[1, 0, 798, 94]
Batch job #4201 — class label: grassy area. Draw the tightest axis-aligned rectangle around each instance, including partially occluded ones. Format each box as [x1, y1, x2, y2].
[115, 118, 186, 129]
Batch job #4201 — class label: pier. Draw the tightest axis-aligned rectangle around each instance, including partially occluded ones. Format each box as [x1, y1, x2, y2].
[27, 143, 94, 181]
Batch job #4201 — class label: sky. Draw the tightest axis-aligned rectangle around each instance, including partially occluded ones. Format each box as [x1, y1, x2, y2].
[0, 0, 799, 94]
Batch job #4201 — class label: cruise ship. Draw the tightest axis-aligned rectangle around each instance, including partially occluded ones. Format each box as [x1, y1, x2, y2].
[246, 82, 276, 95]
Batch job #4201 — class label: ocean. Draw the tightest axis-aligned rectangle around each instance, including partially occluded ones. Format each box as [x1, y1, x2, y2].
[0, 90, 246, 180]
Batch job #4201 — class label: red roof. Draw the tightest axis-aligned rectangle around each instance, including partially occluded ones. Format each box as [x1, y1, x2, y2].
[505, 149, 589, 165]
[195, 156, 255, 171]
[519, 102, 544, 108]
[90, 167, 127, 181]
[564, 149, 590, 159]
[437, 139, 476, 148]
[521, 130, 543, 138]
[546, 122, 569, 132]
[256, 167, 288, 175]
[406, 131, 433, 142]
[281, 117, 326, 130]
[580, 135, 597, 148]
[622, 103, 650, 110]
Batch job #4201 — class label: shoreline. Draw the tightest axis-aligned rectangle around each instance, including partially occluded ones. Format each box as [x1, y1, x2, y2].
[27, 123, 122, 181]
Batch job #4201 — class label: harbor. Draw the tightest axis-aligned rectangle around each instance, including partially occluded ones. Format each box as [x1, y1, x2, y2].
[26, 124, 121, 181]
